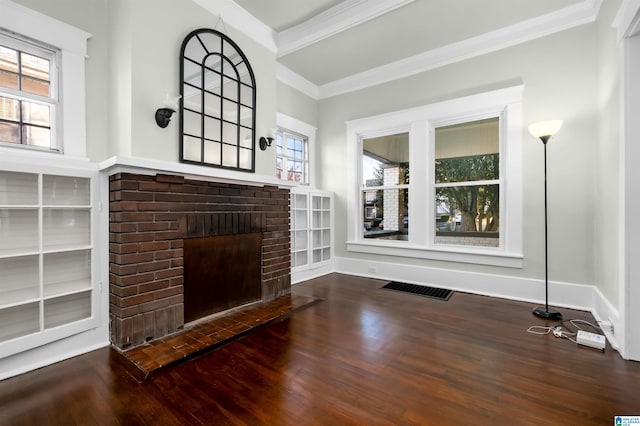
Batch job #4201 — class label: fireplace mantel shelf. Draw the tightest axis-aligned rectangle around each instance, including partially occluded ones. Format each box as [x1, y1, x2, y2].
[99, 156, 297, 188]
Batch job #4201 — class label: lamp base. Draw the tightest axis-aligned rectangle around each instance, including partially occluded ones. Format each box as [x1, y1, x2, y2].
[532, 307, 563, 321]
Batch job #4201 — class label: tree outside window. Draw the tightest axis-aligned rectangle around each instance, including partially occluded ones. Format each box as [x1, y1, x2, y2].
[434, 117, 500, 247]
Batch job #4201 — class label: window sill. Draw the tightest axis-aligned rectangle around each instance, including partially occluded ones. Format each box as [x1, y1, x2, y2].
[346, 240, 523, 268]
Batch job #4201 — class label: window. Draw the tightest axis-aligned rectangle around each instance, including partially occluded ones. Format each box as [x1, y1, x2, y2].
[275, 112, 316, 186]
[346, 86, 523, 267]
[276, 129, 308, 184]
[434, 117, 500, 248]
[180, 29, 257, 171]
[361, 132, 409, 240]
[0, 33, 57, 151]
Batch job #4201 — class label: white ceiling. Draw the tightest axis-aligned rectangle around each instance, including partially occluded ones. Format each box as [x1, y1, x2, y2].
[200, 0, 598, 98]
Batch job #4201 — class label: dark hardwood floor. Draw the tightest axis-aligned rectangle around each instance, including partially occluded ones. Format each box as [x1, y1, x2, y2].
[1, 273, 639, 425]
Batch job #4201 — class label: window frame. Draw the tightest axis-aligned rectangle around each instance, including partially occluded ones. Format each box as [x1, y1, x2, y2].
[0, 32, 59, 151]
[0, 1, 91, 158]
[276, 127, 309, 184]
[276, 112, 316, 187]
[346, 86, 523, 268]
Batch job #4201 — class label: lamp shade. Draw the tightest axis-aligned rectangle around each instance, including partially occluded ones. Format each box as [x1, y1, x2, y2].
[528, 120, 562, 139]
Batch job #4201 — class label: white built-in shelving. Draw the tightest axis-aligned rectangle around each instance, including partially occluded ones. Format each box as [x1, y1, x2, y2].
[0, 169, 96, 355]
[290, 188, 332, 273]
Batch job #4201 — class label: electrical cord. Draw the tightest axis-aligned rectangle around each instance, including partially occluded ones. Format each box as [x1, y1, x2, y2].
[527, 318, 601, 345]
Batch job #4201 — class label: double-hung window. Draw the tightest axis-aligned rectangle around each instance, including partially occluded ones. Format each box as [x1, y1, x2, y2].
[346, 86, 523, 267]
[276, 128, 309, 184]
[0, 33, 57, 151]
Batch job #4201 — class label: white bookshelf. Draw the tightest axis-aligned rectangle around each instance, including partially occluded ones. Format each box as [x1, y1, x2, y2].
[0, 169, 97, 357]
[290, 188, 333, 273]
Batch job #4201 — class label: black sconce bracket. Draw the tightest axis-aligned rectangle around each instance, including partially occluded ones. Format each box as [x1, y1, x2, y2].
[259, 136, 274, 151]
[155, 108, 175, 128]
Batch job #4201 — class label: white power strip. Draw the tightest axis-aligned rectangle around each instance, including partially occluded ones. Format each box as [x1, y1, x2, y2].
[577, 330, 606, 350]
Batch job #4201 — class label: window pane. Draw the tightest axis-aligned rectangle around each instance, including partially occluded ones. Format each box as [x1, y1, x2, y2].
[23, 124, 50, 148]
[0, 122, 20, 144]
[21, 76, 49, 96]
[362, 188, 408, 241]
[435, 184, 499, 247]
[21, 52, 49, 80]
[0, 70, 18, 90]
[22, 101, 50, 126]
[435, 118, 499, 184]
[0, 46, 18, 73]
[362, 133, 409, 187]
[0, 96, 19, 120]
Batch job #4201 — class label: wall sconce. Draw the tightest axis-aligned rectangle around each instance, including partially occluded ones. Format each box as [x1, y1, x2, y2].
[155, 93, 181, 128]
[259, 128, 277, 150]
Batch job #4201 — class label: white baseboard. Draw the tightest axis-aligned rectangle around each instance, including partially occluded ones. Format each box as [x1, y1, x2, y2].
[334, 256, 594, 309]
[591, 286, 621, 353]
[292, 263, 335, 284]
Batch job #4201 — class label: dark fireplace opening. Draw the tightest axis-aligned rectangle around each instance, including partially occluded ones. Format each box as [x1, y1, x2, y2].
[184, 233, 262, 323]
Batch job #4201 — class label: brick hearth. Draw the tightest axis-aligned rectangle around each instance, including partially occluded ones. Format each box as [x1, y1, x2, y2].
[108, 172, 291, 350]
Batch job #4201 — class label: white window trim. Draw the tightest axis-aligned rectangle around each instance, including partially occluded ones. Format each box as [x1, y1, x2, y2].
[276, 112, 316, 187]
[0, 0, 91, 158]
[346, 85, 524, 268]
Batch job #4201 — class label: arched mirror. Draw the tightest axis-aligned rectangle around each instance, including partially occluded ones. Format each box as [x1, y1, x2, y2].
[179, 28, 256, 171]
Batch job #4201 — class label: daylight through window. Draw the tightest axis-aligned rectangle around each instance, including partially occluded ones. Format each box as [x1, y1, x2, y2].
[0, 33, 56, 150]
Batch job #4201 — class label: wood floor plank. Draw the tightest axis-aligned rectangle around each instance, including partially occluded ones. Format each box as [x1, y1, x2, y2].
[1, 273, 639, 425]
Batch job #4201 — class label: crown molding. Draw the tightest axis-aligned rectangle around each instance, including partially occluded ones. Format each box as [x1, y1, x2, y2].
[276, 63, 319, 99]
[277, 0, 415, 58]
[614, 0, 640, 41]
[316, 0, 602, 99]
[192, 0, 277, 53]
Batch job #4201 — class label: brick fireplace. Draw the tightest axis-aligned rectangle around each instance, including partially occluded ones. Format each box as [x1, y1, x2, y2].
[108, 172, 291, 350]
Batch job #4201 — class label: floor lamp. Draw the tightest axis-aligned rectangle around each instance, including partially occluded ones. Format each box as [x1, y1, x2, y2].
[528, 120, 563, 321]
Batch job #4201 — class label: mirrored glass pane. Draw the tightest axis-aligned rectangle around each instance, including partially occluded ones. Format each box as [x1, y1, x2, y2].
[222, 98, 238, 122]
[204, 65, 222, 95]
[238, 147, 252, 170]
[204, 91, 221, 116]
[222, 122, 238, 145]
[197, 33, 222, 58]
[183, 58, 201, 86]
[183, 85, 201, 113]
[240, 106, 252, 128]
[183, 38, 208, 63]
[183, 136, 201, 162]
[204, 140, 221, 165]
[204, 116, 221, 141]
[240, 85, 253, 106]
[222, 143, 237, 167]
[239, 127, 252, 148]
[222, 74, 238, 102]
[183, 109, 202, 137]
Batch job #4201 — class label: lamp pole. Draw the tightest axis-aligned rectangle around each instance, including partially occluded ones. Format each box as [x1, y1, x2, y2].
[529, 121, 563, 321]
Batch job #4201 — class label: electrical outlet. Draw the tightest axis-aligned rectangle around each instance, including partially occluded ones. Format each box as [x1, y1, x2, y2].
[600, 320, 614, 334]
[577, 330, 606, 350]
